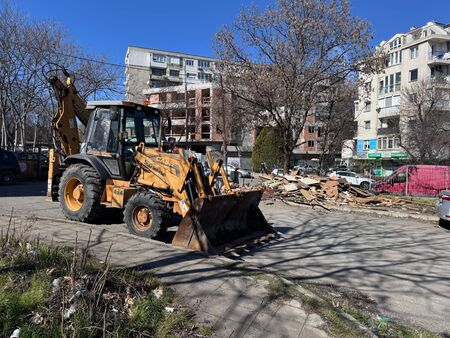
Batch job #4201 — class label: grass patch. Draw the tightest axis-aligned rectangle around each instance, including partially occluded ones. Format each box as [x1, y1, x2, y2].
[229, 264, 438, 338]
[0, 217, 212, 337]
[298, 282, 439, 338]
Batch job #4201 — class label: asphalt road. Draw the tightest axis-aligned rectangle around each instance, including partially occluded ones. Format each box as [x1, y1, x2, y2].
[0, 181, 449, 335]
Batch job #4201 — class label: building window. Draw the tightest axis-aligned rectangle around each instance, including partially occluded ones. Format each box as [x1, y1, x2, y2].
[395, 72, 401, 90]
[364, 121, 371, 129]
[389, 37, 402, 50]
[151, 68, 166, 76]
[409, 69, 418, 82]
[363, 140, 370, 150]
[388, 51, 402, 66]
[410, 45, 418, 59]
[317, 127, 323, 137]
[307, 140, 315, 147]
[169, 57, 180, 65]
[185, 59, 194, 66]
[198, 60, 210, 68]
[186, 72, 196, 79]
[377, 136, 400, 150]
[308, 126, 315, 133]
[198, 72, 212, 81]
[169, 69, 180, 77]
[152, 54, 166, 63]
[364, 101, 371, 112]
[385, 96, 393, 107]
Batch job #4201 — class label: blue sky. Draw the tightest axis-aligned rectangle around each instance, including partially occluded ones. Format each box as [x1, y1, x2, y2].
[14, 0, 450, 64]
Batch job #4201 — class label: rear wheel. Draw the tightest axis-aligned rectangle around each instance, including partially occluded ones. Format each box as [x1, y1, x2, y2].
[360, 181, 370, 190]
[0, 170, 16, 185]
[59, 164, 104, 222]
[123, 193, 168, 238]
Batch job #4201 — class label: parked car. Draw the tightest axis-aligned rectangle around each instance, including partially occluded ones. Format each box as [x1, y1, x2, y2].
[375, 165, 450, 197]
[271, 168, 284, 176]
[0, 149, 20, 185]
[223, 165, 252, 178]
[328, 171, 374, 190]
[328, 165, 349, 172]
[293, 164, 317, 174]
[437, 190, 450, 227]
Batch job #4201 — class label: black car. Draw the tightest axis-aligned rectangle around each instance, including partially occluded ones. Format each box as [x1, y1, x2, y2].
[0, 149, 20, 184]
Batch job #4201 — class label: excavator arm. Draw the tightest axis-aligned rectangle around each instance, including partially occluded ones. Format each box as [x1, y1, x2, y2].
[49, 74, 90, 156]
[47, 72, 91, 200]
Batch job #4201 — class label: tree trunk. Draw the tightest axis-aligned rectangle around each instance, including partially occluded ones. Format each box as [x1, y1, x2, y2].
[283, 144, 291, 174]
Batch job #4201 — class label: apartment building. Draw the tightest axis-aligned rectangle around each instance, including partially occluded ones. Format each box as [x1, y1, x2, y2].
[124, 46, 253, 168]
[354, 21, 450, 176]
[125, 46, 217, 103]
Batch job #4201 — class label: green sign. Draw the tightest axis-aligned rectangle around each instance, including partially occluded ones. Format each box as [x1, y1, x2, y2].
[368, 153, 382, 158]
[391, 152, 407, 158]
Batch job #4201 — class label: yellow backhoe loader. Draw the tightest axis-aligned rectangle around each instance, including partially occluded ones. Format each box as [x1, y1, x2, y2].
[46, 70, 275, 254]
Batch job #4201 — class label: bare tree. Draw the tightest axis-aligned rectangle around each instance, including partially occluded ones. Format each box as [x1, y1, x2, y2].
[400, 78, 450, 163]
[0, 2, 122, 150]
[315, 80, 357, 170]
[210, 74, 248, 167]
[214, 0, 379, 171]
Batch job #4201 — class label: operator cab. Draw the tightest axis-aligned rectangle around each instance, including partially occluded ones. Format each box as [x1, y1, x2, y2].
[80, 101, 163, 180]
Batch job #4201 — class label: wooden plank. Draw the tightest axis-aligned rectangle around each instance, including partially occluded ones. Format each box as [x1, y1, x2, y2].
[299, 177, 320, 186]
[283, 183, 299, 192]
[300, 188, 316, 202]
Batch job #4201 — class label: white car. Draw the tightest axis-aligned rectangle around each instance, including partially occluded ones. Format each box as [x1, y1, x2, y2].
[224, 165, 252, 178]
[328, 171, 374, 190]
[271, 168, 284, 176]
[437, 190, 450, 227]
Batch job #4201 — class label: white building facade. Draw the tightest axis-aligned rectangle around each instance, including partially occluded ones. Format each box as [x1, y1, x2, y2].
[125, 46, 217, 103]
[354, 21, 450, 176]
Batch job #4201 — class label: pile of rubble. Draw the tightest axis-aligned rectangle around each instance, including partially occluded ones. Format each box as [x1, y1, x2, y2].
[259, 173, 433, 214]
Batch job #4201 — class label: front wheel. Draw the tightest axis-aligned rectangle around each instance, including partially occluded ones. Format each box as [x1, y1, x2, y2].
[0, 170, 16, 185]
[59, 164, 104, 222]
[123, 193, 168, 238]
[360, 181, 370, 190]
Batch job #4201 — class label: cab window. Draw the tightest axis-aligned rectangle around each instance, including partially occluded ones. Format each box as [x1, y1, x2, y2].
[124, 110, 160, 147]
[86, 109, 119, 153]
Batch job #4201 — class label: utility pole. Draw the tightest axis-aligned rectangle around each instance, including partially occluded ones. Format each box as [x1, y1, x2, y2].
[219, 74, 228, 169]
[184, 60, 190, 148]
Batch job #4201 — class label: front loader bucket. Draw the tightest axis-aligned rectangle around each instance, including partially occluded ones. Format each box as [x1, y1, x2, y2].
[172, 190, 275, 254]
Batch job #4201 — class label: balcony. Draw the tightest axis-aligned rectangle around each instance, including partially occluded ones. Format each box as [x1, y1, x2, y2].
[378, 84, 401, 95]
[377, 105, 400, 118]
[378, 126, 399, 135]
[202, 97, 211, 105]
[428, 51, 450, 65]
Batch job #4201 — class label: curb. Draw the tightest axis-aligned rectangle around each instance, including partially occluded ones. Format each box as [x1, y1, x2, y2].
[267, 200, 439, 223]
[325, 204, 439, 222]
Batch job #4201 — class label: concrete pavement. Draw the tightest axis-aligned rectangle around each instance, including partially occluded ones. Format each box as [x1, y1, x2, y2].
[250, 201, 450, 335]
[1, 181, 449, 335]
[0, 182, 329, 338]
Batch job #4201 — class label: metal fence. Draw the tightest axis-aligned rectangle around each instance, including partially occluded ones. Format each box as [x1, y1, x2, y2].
[375, 165, 450, 197]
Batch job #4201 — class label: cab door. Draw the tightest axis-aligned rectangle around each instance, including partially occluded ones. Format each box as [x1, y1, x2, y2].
[83, 108, 122, 179]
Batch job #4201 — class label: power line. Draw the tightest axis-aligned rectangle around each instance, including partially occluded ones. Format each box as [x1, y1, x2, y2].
[8, 40, 219, 76]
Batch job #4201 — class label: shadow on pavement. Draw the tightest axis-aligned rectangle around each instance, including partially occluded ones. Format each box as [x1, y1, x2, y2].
[238, 205, 450, 335]
[0, 181, 47, 197]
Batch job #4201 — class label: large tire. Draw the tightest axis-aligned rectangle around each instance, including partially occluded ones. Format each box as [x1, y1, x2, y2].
[59, 164, 104, 222]
[123, 192, 168, 238]
[0, 170, 16, 185]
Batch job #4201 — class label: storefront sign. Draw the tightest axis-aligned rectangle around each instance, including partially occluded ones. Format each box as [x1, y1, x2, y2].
[367, 152, 382, 158]
[391, 151, 407, 158]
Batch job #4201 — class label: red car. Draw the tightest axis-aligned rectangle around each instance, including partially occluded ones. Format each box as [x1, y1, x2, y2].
[375, 165, 450, 197]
